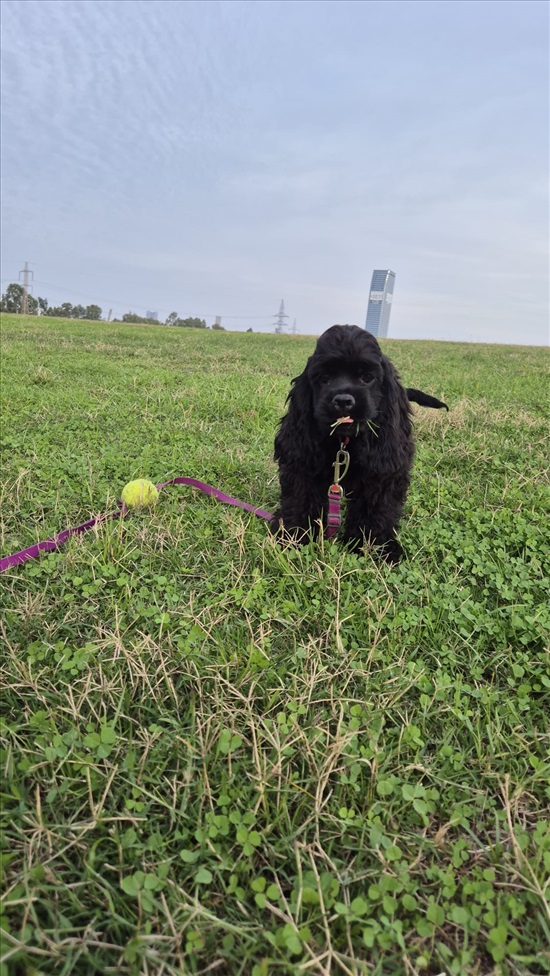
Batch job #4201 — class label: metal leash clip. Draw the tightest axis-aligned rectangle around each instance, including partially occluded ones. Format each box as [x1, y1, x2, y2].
[332, 448, 350, 487]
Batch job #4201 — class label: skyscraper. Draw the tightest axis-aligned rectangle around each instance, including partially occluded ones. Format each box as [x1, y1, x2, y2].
[365, 270, 396, 338]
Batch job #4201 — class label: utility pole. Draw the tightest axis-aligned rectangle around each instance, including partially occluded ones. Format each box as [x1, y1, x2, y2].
[18, 261, 33, 314]
[292, 318, 297, 334]
[273, 299, 289, 334]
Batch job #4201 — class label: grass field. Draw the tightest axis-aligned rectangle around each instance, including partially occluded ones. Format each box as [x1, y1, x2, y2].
[1, 314, 549, 976]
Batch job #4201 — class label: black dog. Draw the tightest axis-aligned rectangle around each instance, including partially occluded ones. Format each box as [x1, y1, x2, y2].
[271, 324, 447, 563]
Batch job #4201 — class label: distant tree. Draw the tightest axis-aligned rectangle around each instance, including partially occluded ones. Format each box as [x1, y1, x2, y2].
[176, 317, 207, 329]
[0, 282, 38, 314]
[72, 304, 86, 319]
[246, 328, 253, 333]
[211, 321, 225, 331]
[46, 302, 74, 318]
[165, 311, 179, 326]
[1, 283, 24, 312]
[37, 297, 49, 315]
[121, 312, 160, 325]
[84, 304, 102, 320]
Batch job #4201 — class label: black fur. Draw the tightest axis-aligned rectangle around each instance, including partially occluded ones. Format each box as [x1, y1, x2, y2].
[406, 388, 448, 411]
[271, 324, 447, 563]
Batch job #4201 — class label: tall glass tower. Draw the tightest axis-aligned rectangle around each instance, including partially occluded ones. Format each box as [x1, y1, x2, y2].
[365, 270, 396, 338]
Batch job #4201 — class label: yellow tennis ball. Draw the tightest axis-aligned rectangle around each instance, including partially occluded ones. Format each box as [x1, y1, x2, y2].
[121, 479, 159, 509]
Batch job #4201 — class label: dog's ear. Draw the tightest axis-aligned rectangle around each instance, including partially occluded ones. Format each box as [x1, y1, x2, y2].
[274, 360, 317, 466]
[369, 355, 414, 473]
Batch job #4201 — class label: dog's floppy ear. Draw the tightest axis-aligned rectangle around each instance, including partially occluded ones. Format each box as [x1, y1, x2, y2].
[369, 355, 414, 473]
[274, 359, 317, 466]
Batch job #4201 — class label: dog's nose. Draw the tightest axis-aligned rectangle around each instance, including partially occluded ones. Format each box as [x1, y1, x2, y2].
[332, 393, 355, 413]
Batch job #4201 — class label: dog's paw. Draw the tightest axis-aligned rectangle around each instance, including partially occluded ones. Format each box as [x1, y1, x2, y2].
[268, 516, 283, 535]
[269, 515, 315, 546]
[345, 534, 404, 564]
[378, 538, 404, 565]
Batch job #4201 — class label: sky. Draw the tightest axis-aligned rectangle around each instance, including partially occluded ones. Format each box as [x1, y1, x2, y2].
[1, 0, 548, 344]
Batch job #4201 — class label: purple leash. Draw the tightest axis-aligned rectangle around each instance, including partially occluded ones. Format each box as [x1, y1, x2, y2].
[326, 485, 344, 538]
[326, 440, 350, 538]
[0, 477, 274, 574]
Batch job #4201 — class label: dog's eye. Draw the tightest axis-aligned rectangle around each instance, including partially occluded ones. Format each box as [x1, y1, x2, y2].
[318, 374, 331, 385]
[360, 373, 374, 384]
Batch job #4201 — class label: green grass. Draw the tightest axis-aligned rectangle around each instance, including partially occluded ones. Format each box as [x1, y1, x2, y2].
[1, 314, 549, 976]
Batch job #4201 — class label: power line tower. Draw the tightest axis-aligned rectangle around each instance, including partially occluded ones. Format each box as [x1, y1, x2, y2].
[18, 261, 33, 314]
[273, 299, 288, 334]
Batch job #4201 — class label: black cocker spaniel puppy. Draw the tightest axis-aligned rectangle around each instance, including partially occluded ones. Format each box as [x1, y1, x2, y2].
[271, 324, 447, 563]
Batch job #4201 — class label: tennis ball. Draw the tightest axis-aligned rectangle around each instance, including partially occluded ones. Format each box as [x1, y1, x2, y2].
[121, 479, 159, 509]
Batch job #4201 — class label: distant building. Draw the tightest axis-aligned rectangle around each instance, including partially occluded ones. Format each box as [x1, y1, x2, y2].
[146, 310, 158, 321]
[365, 270, 395, 338]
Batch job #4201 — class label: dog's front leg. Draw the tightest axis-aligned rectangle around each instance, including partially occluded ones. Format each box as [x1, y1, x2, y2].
[343, 473, 410, 563]
[271, 473, 327, 543]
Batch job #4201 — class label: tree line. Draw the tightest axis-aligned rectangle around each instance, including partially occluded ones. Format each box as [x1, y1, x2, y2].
[0, 284, 102, 320]
[0, 284, 225, 330]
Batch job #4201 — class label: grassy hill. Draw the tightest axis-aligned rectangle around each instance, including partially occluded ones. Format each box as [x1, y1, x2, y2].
[1, 314, 548, 975]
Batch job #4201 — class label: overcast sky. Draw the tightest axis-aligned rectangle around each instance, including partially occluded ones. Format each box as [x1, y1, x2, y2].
[1, 0, 548, 343]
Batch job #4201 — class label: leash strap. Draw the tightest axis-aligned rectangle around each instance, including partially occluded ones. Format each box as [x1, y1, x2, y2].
[155, 477, 273, 521]
[1, 443, 355, 572]
[0, 509, 125, 573]
[326, 484, 343, 537]
[0, 478, 274, 573]
[326, 441, 350, 537]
